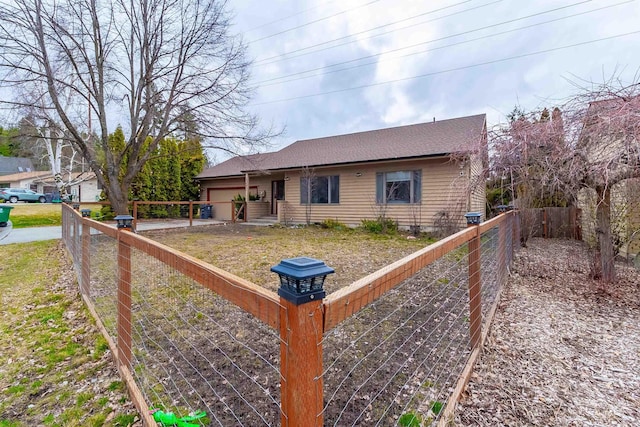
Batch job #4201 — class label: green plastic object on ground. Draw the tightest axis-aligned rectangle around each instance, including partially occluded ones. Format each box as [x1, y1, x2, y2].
[0, 205, 13, 227]
[150, 409, 207, 427]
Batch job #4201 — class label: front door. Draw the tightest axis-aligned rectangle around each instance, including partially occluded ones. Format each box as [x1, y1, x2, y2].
[271, 180, 285, 215]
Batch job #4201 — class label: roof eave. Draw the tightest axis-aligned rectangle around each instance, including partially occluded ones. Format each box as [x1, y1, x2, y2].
[238, 152, 457, 174]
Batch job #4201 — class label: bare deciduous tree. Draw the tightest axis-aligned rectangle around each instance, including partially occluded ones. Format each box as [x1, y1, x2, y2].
[0, 0, 272, 214]
[491, 78, 640, 283]
[301, 166, 316, 225]
[19, 116, 78, 199]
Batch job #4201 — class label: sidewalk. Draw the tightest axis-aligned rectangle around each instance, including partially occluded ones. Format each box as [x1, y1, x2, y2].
[0, 219, 225, 245]
[0, 223, 60, 245]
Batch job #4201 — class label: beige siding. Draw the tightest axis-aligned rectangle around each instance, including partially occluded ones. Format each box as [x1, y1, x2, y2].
[201, 158, 482, 229]
[279, 158, 472, 229]
[469, 153, 486, 216]
[246, 200, 270, 220]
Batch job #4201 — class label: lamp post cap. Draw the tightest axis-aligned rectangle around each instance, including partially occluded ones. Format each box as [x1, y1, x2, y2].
[271, 257, 335, 279]
[464, 212, 482, 225]
[114, 214, 134, 229]
[114, 214, 134, 220]
[272, 257, 334, 305]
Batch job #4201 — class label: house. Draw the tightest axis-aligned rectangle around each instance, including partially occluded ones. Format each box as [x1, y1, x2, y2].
[577, 96, 640, 259]
[0, 171, 51, 190]
[0, 170, 101, 202]
[196, 114, 487, 230]
[33, 171, 101, 202]
[0, 157, 35, 175]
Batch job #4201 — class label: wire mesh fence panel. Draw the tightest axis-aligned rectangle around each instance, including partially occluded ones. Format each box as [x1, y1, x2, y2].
[506, 217, 514, 266]
[322, 245, 472, 427]
[89, 233, 119, 337]
[73, 221, 82, 270]
[63, 209, 81, 269]
[62, 209, 82, 283]
[479, 225, 501, 322]
[127, 247, 282, 426]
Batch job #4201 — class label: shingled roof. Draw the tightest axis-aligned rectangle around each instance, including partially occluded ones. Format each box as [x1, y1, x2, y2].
[0, 170, 50, 183]
[197, 114, 486, 179]
[0, 157, 35, 175]
[198, 152, 280, 179]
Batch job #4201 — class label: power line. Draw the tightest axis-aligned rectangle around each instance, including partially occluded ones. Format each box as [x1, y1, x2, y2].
[253, 0, 595, 67]
[251, 30, 640, 106]
[252, 0, 478, 64]
[247, 0, 382, 44]
[242, 0, 343, 34]
[253, 0, 632, 87]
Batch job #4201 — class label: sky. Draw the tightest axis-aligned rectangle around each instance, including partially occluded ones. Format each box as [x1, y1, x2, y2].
[227, 0, 640, 155]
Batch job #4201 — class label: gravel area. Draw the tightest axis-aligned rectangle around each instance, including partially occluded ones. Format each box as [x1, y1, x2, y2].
[455, 238, 640, 426]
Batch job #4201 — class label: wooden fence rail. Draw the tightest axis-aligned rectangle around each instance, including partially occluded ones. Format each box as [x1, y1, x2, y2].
[62, 204, 520, 426]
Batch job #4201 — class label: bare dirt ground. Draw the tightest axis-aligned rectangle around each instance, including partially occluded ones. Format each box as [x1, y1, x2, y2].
[455, 238, 640, 427]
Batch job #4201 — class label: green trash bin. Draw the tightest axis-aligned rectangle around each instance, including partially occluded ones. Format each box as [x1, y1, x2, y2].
[0, 204, 13, 227]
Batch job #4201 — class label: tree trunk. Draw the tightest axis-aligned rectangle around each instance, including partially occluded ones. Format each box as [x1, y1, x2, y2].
[109, 181, 130, 216]
[595, 186, 616, 283]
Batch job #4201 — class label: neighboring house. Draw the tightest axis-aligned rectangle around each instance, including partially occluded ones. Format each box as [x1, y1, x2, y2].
[578, 97, 640, 259]
[0, 170, 101, 202]
[33, 171, 101, 202]
[580, 178, 640, 259]
[197, 114, 487, 230]
[0, 171, 51, 190]
[0, 156, 35, 176]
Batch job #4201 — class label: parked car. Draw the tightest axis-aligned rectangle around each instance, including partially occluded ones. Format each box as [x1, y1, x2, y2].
[0, 188, 47, 203]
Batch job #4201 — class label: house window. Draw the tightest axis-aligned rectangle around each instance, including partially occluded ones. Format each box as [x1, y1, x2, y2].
[376, 170, 421, 204]
[301, 175, 339, 204]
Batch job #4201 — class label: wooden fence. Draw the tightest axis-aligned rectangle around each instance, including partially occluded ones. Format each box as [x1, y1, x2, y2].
[68, 200, 249, 227]
[62, 204, 520, 426]
[520, 206, 581, 240]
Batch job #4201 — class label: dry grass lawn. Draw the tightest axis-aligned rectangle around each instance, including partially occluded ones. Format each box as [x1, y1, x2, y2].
[143, 223, 436, 294]
[0, 240, 139, 426]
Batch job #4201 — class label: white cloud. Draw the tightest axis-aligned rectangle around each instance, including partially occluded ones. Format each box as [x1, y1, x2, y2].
[231, 0, 640, 148]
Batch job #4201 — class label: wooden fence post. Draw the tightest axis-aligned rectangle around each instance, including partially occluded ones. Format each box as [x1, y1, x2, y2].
[117, 229, 132, 370]
[189, 201, 193, 227]
[273, 258, 333, 427]
[279, 298, 324, 426]
[515, 210, 521, 247]
[465, 213, 482, 350]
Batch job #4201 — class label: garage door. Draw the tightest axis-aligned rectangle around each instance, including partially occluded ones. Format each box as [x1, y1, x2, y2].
[208, 188, 243, 202]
